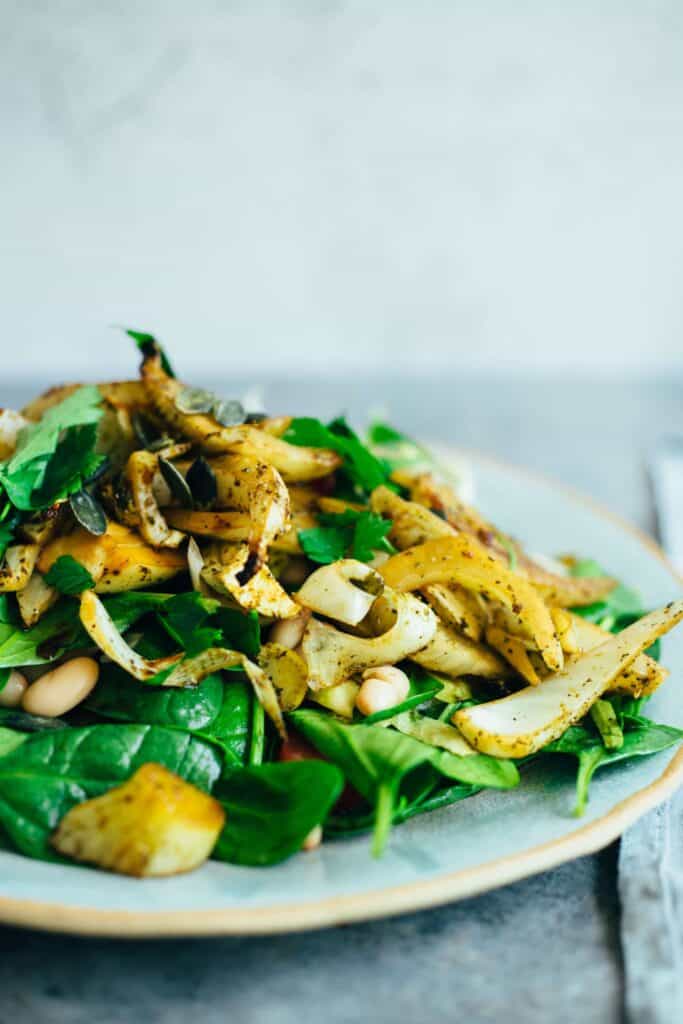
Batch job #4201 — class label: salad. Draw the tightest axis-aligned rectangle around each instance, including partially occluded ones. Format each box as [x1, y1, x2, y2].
[0, 330, 680, 877]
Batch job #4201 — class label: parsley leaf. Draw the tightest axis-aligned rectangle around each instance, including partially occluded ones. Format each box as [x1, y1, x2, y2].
[298, 526, 348, 565]
[44, 555, 95, 595]
[0, 386, 103, 511]
[299, 509, 394, 564]
[125, 328, 175, 377]
[284, 417, 388, 495]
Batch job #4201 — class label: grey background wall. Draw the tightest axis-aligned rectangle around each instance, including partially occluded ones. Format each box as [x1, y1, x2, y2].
[2, 2, 682, 381]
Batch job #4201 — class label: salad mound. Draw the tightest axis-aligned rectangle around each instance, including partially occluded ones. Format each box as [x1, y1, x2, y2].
[0, 330, 680, 876]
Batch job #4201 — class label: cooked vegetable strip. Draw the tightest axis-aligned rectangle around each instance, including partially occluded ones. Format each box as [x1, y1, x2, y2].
[411, 620, 508, 680]
[296, 559, 384, 627]
[0, 545, 40, 592]
[302, 590, 437, 690]
[141, 350, 340, 481]
[79, 591, 182, 680]
[126, 450, 186, 549]
[567, 613, 667, 698]
[526, 562, 617, 608]
[485, 625, 540, 685]
[380, 535, 564, 672]
[16, 573, 58, 627]
[421, 583, 486, 642]
[201, 543, 299, 618]
[198, 454, 290, 569]
[455, 601, 683, 758]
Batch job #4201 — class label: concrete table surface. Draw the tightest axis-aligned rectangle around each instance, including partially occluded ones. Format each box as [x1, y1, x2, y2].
[1, 371, 681, 1024]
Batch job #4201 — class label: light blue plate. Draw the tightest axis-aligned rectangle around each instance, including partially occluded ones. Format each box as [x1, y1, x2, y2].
[1, 453, 681, 936]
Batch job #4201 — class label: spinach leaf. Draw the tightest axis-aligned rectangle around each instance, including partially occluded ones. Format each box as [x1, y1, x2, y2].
[0, 386, 103, 510]
[284, 417, 388, 495]
[325, 781, 479, 835]
[44, 555, 95, 595]
[0, 728, 28, 758]
[86, 666, 251, 766]
[544, 718, 683, 815]
[298, 509, 394, 565]
[212, 761, 344, 866]
[290, 709, 518, 854]
[0, 723, 222, 860]
[156, 592, 222, 656]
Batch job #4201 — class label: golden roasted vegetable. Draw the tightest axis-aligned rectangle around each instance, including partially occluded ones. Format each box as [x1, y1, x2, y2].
[200, 454, 290, 568]
[411, 619, 508, 680]
[370, 486, 454, 548]
[126, 449, 186, 549]
[51, 763, 225, 877]
[380, 535, 564, 672]
[80, 590, 182, 680]
[568, 613, 667, 698]
[296, 560, 384, 627]
[0, 544, 40, 592]
[258, 642, 308, 711]
[421, 583, 487, 642]
[16, 573, 57, 627]
[484, 625, 540, 685]
[39, 522, 185, 593]
[141, 350, 340, 481]
[455, 600, 683, 758]
[201, 543, 299, 619]
[526, 562, 617, 608]
[302, 589, 437, 690]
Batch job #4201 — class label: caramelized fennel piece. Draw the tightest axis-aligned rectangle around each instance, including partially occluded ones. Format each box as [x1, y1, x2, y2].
[380, 535, 563, 672]
[455, 600, 683, 758]
[140, 350, 340, 481]
[411, 619, 508, 680]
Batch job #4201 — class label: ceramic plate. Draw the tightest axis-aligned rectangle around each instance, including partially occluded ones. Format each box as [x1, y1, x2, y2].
[0, 452, 681, 937]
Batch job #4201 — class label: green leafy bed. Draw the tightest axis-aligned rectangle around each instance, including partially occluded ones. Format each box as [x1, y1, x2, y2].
[0, 334, 680, 873]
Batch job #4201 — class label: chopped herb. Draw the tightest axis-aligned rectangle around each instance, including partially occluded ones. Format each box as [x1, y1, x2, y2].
[44, 555, 95, 596]
[285, 417, 388, 495]
[299, 509, 394, 565]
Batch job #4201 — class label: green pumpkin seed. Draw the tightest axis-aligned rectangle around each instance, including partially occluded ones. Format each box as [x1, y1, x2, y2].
[175, 387, 215, 415]
[158, 457, 194, 506]
[212, 399, 246, 427]
[69, 489, 107, 536]
[186, 457, 218, 508]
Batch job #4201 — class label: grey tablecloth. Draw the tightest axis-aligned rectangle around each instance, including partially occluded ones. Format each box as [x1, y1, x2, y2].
[2, 372, 682, 1024]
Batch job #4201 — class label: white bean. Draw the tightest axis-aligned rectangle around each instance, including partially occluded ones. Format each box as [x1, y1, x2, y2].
[22, 657, 99, 718]
[355, 677, 398, 717]
[362, 665, 410, 700]
[0, 670, 28, 708]
[268, 609, 310, 650]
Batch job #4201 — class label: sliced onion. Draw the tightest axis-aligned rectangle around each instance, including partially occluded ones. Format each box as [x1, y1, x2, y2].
[296, 560, 384, 627]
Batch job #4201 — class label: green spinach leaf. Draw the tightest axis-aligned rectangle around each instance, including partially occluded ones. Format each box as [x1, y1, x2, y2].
[290, 709, 518, 854]
[86, 666, 251, 766]
[544, 718, 683, 815]
[212, 761, 344, 866]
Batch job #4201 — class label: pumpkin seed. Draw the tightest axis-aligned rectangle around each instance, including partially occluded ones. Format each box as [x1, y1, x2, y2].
[175, 387, 215, 415]
[212, 399, 246, 427]
[186, 457, 217, 508]
[158, 457, 194, 506]
[69, 490, 107, 536]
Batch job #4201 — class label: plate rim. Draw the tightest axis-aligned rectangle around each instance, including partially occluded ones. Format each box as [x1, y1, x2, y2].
[2, 449, 681, 938]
